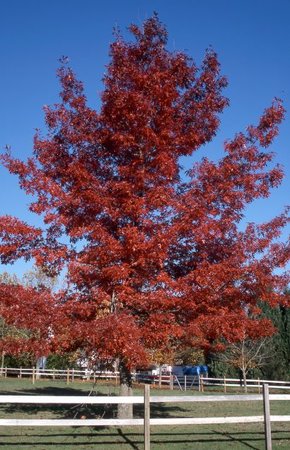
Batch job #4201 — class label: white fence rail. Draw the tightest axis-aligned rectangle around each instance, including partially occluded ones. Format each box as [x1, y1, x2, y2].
[201, 376, 290, 393]
[0, 385, 289, 450]
[0, 367, 120, 384]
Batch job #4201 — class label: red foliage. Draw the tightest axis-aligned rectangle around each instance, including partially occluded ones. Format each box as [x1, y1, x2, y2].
[0, 282, 54, 356]
[0, 15, 289, 366]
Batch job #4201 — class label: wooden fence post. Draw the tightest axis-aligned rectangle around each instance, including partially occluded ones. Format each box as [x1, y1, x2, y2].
[32, 367, 36, 385]
[66, 368, 70, 385]
[223, 376, 226, 393]
[170, 375, 174, 390]
[144, 384, 150, 450]
[158, 367, 162, 389]
[184, 375, 187, 391]
[263, 383, 272, 450]
[200, 375, 204, 392]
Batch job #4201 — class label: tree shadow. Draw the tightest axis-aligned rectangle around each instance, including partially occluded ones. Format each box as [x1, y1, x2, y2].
[211, 429, 290, 449]
[0, 384, 100, 396]
[0, 385, 189, 421]
[116, 428, 140, 449]
[135, 400, 188, 418]
[0, 430, 289, 448]
[0, 385, 119, 419]
[212, 430, 262, 449]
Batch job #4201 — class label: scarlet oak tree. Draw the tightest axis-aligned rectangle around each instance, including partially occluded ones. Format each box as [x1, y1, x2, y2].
[0, 15, 289, 403]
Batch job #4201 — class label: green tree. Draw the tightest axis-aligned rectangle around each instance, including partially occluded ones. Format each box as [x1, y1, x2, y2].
[259, 299, 290, 380]
[46, 352, 80, 370]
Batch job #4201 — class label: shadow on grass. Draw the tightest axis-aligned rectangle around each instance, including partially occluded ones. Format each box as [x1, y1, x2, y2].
[0, 386, 118, 419]
[116, 428, 140, 449]
[0, 385, 92, 396]
[0, 385, 187, 421]
[213, 430, 261, 449]
[0, 430, 288, 448]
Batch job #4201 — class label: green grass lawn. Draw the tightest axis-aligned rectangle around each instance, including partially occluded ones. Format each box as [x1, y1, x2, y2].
[0, 377, 289, 449]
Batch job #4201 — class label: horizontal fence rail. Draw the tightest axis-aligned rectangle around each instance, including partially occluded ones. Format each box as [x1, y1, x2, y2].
[0, 393, 289, 404]
[202, 377, 290, 387]
[0, 367, 120, 378]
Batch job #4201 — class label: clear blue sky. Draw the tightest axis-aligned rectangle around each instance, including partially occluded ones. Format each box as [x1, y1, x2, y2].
[0, 0, 289, 277]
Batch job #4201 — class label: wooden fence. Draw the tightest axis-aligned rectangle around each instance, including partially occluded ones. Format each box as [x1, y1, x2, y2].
[136, 373, 290, 392]
[201, 376, 290, 393]
[1, 367, 290, 393]
[0, 367, 120, 384]
[0, 384, 289, 450]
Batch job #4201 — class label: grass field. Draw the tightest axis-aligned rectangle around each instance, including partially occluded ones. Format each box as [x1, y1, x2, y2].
[0, 377, 289, 449]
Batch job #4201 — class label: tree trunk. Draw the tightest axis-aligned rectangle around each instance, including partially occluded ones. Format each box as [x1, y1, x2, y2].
[0, 352, 5, 376]
[117, 361, 133, 419]
[242, 368, 247, 393]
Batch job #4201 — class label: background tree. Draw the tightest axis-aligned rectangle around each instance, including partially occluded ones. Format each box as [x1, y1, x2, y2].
[259, 295, 290, 380]
[0, 272, 21, 371]
[23, 266, 57, 291]
[0, 15, 289, 418]
[0, 270, 55, 368]
[174, 347, 205, 367]
[208, 294, 290, 381]
[212, 330, 273, 392]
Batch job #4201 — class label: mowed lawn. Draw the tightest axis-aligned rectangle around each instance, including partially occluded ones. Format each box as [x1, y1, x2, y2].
[0, 377, 289, 449]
